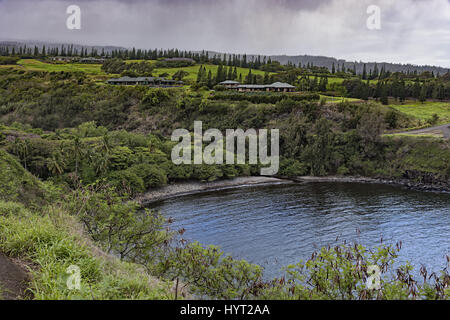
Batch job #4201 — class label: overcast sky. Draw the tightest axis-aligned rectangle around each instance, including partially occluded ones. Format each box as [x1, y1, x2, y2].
[0, 0, 449, 67]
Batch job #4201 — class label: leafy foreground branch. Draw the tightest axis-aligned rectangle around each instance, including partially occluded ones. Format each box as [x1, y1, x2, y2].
[155, 240, 449, 300]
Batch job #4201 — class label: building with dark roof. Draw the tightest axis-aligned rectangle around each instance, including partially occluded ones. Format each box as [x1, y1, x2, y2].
[79, 57, 105, 64]
[218, 80, 241, 88]
[107, 76, 183, 87]
[236, 82, 296, 92]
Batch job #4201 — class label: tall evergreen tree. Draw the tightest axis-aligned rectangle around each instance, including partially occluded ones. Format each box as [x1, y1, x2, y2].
[362, 64, 367, 80]
[245, 69, 253, 84]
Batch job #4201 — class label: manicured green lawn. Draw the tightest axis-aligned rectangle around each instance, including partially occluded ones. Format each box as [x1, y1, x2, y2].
[124, 59, 270, 80]
[17, 59, 271, 83]
[17, 59, 104, 75]
[319, 94, 362, 103]
[324, 77, 378, 85]
[389, 100, 450, 124]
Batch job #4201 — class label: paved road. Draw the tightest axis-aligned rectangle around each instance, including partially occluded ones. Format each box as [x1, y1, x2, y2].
[397, 123, 450, 138]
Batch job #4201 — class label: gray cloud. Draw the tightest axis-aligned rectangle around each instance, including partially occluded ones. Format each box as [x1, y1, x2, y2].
[0, 0, 448, 67]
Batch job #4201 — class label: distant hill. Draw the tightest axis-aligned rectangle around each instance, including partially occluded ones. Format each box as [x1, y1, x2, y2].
[1, 40, 448, 75]
[269, 54, 449, 76]
[203, 51, 449, 76]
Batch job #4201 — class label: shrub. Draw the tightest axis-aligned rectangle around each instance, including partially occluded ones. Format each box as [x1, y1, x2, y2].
[210, 92, 320, 104]
[156, 242, 263, 300]
[337, 165, 350, 175]
[108, 169, 145, 195]
[0, 56, 19, 65]
[129, 164, 168, 189]
[279, 159, 308, 177]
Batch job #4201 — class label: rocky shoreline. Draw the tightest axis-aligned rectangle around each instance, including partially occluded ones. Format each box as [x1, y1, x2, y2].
[136, 174, 450, 206]
[136, 176, 292, 205]
[288, 175, 450, 193]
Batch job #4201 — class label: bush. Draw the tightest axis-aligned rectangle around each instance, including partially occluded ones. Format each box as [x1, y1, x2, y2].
[427, 113, 439, 126]
[140, 88, 171, 111]
[129, 164, 167, 189]
[258, 242, 450, 300]
[0, 56, 19, 65]
[156, 242, 263, 300]
[210, 92, 320, 104]
[108, 170, 145, 195]
[385, 110, 399, 129]
[212, 84, 226, 91]
[279, 159, 308, 177]
[337, 165, 350, 175]
[62, 183, 173, 263]
[192, 164, 224, 182]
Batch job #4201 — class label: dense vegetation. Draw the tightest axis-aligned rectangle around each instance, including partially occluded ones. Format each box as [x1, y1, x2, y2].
[0, 54, 449, 300]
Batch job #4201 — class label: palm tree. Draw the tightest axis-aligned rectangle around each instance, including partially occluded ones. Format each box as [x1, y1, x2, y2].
[46, 152, 66, 176]
[12, 138, 29, 169]
[100, 134, 112, 153]
[93, 153, 110, 175]
[72, 136, 85, 176]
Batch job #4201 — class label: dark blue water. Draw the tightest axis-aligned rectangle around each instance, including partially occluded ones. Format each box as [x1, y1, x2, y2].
[149, 182, 450, 279]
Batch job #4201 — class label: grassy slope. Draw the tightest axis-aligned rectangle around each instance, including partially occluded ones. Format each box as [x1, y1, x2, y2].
[319, 94, 362, 103]
[17, 59, 104, 75]
[15, 59, 270, 81]
[0, 202, 173, 299]
[0, 150, 173, 300]
[0, 149, 48, 207]
[382, 135, 450, 179]
[325, 77, 378, 85]
[398, 137, 450, 174]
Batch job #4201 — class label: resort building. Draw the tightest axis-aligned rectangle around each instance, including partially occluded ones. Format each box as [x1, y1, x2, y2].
[107, 76, 183, 87]
[51, 57, 106, 63]
[218, 80, 241, 89]
[236, 82, 296, 92]
[79, 57, 106, 64]
[51, 56, 78, 62]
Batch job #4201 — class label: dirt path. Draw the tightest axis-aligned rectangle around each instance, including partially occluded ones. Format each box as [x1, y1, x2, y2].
[396, 123, 450, 138]
[0, 252, 30, 300]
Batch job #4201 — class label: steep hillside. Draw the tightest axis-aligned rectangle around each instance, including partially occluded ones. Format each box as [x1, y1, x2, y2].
[0, 149, 47, 206]
[0, 149, 175, 300]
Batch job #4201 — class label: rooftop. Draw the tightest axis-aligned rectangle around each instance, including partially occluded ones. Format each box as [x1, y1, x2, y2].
[269, 82, 295, 88]
[237, 82, 295, 89]
[219, 80, 241, 84]
[107, 76, 183, 84]
[237, 84, 267, 89]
